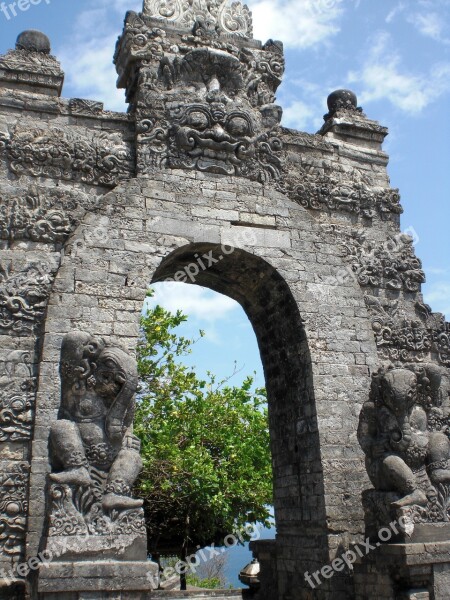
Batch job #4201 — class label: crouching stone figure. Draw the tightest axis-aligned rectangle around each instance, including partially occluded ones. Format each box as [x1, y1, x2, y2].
[46, 331, 145, 538]
[358, 366, 450, 522]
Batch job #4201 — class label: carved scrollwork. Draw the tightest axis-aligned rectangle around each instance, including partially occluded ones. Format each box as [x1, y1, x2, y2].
[218, 0, 253, 37]
[0, 463, 29, 559]
[0, 392, 33, 442]
[241, 45, 285, 108]
[434, 323, 450, 367]
[0, 193, 73, 244]
[4, 126, 135, 187]
[279, 165, 404, 220]
[144, 0, 183, 21]
[344, 232, 425, 292]
[69, 98, 104, 116]
[0, 261, 57, 335]
[143, 0, 253, 37]
[365, 295, 450, 367]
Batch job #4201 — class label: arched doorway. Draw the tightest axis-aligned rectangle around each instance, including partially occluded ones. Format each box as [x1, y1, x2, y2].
[151, 243, 328, 595]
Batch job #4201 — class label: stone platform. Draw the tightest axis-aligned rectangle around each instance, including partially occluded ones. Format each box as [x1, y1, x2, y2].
[354, 541, 450, 600]
[38, 560, 158, 598]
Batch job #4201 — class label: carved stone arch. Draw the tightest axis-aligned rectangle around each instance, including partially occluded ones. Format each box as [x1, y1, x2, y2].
[24, 173, 379, 598]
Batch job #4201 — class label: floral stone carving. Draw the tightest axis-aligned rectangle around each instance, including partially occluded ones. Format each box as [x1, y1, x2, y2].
[365, 295, 450, 367]
[345, 232, 425, 292]
[46, 332, 145, 541]
[143, 0, 253, 38]
[0, 463, 29, 560]
[358, 366, 450, 532]
[4, 125, 135, 187]
[0, 260, 58, 336]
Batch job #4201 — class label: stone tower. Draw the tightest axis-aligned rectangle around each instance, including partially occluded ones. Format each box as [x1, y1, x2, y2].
[0, 2, 449, 599]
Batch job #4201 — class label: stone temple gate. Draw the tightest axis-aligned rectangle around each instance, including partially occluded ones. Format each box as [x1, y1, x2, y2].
[0, 1, 449, 599]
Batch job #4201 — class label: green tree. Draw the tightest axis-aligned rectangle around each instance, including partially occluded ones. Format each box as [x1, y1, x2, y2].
[134, 296, 272, 589]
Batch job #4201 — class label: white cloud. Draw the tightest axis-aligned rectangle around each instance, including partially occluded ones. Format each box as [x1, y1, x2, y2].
[386, 2, 406, 23]
[251, 0, 344, 48]
[427, 267, 447, 275]
[408, 11, 449, 42]
[423, 281, 450, 320]
[348, 32, 450, 114]
[149, 283, 239, 322]
[56, 0, 142, 111]
[58, 33, 127, 111]
[282, 100, 316, 130]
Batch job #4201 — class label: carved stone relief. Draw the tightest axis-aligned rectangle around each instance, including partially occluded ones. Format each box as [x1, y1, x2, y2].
[0, 393, 33, 443]
[143, 0, 253, 38]
[0, 351, 35, 442]
[0, 259, 58, 336]
[358, 366, 450, 530]
[365, 295, 450, 367]
[139, 100, 283, 181]
[345, 232, 425, 292]
[278, 171, 403, 221]
[3, 125, 135, 187]
[0, 193, 71, 245]
[46, 332, 145, 540]
[0, 463, 29, 559]
[69, 98, 104, 116]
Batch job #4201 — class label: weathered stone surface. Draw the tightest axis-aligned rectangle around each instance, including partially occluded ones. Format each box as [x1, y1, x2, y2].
[0, 1, 448, 599]
[43, 332, 146, 549]
[358, 366, 450, 534]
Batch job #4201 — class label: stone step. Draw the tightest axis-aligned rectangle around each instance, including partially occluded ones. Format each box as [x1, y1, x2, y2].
[152, 590, 251, 599]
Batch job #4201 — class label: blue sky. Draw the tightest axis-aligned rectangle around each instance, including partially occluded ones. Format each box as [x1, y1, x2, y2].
[1, 0, 449, 384]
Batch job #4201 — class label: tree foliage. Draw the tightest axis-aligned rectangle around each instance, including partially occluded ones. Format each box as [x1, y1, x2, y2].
[134, 296, 273, 566]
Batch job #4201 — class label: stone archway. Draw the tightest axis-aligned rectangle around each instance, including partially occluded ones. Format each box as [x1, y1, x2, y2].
[151, 241, 368, 599]
[22, 171, 377, 600]
[151, 242, 327, 559]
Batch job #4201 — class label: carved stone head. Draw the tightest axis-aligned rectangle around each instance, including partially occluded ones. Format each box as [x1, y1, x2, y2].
[94, 346, 138, 404]
[114, 4, 286, 179]
[380, 369, 418, 417]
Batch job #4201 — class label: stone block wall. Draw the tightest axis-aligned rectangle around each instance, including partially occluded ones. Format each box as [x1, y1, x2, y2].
[0, 3, 448, 599]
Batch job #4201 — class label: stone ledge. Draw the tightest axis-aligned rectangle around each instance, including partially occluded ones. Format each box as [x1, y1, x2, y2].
[38, 561, 158, 593]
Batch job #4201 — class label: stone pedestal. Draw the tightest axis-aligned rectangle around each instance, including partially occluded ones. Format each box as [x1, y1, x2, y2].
[354, 541, 450, 600]
[38, 560, 158, 599]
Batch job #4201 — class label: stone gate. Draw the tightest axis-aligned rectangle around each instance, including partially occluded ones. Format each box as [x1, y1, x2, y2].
[0, 2, 449, 599]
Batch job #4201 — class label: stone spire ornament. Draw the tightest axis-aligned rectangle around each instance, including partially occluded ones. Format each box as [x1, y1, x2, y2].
[0, 29, 64, 96]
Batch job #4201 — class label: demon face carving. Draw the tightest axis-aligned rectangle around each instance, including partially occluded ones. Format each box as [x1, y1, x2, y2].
[167, 102, 257, 175]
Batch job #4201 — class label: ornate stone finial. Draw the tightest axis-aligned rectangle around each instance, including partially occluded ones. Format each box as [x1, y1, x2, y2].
[143, 0, 253, 38]
[15, 30, 51, 54]
[324, 88, 362, 121]
[0, 30, 63, 96]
